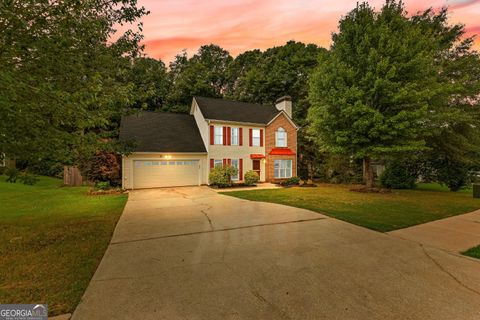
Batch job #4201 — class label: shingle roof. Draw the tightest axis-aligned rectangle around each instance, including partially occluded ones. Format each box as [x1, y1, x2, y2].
[120, 112, 207, 153]
[194, 96, 280, 124]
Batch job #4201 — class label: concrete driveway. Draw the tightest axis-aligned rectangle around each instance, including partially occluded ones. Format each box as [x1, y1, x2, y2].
[73, 187, 480, 320]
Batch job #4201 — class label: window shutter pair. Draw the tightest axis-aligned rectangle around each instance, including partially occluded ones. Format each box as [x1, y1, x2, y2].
[212, 126, 230, 146]
[248, 129, 263, 147]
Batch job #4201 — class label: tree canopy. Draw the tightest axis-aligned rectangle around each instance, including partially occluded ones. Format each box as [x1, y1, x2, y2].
[0, 0, 147, 163]
[307, 0, 480, 187]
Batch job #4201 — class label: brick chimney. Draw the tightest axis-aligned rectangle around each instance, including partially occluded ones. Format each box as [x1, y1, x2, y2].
[275, 96, 292, 118]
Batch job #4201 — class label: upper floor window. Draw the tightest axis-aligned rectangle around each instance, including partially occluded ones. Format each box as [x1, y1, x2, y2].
[214, 126, 223, 145]
[252, 129, 261, 147]
[231, 127, 239, 146]
[275, 127, 287, 147]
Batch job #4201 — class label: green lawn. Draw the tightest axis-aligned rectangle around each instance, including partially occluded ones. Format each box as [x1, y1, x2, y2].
[0, 176, 127, 316]
[462, 245, 480, 259]
[223, 183, 480, 232]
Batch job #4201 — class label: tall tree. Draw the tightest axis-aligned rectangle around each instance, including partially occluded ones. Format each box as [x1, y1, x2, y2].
[127, 57, 169, 111]
[165, 44, 232, 112]
[0, 0, 147, 164]
[308, 1, 450, 187]
[227, 41, 325, 179]
[413, 8, 480, 190]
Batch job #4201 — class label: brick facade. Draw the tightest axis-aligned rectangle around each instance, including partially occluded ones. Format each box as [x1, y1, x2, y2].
[265, 114, 297, 182]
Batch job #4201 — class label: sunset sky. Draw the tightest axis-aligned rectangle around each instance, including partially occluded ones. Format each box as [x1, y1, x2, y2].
[132, 0, 480, 63]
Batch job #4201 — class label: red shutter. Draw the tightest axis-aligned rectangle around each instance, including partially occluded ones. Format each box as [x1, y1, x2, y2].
[239, 159, 243, 180]
[223, 158, 227, 166]
[227, 159, 231, 165]
[260, 129, 264, 147]
[210, 126, 214, 145]
[239, 128, 243, 146]
[249, 128, 252, 146]
[210, 159, 214, 170]
[227, 127, 231, 145]
[223, 126, 227, 145]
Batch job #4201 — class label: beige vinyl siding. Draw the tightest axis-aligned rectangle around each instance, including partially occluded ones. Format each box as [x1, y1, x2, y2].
[191, 99, 209, 150]
[207, 122, 266, 182]
[122, 153, 208, 189]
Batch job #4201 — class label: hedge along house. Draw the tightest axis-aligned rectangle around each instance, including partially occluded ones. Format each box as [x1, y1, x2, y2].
[120, 96, 298, 189]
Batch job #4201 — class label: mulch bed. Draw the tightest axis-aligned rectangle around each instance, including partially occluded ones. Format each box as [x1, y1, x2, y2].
[209, 184, 257, 190]
[349, 186, 392, 193]
[88, 189, 125, 196]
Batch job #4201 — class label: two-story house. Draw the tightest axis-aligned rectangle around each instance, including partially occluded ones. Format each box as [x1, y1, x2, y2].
[120, 96, 298, 189]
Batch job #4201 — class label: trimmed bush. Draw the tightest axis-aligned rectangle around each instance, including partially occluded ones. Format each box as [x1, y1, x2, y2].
[281, 176, 301, 186]
[244, 170, 260, 186]
[209, 165, 238, 188]
[380, 161, 417, 189]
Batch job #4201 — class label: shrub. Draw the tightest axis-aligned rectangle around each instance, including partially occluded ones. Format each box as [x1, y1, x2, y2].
[209, 165, 238, 188]
[244, 170, 260, 186]
[95, 181, 111, 190]
[18, 171, 39, 185]
[319, 154, 363, 184]
[380, 161, 417, 189]
[77, 151, 121, 186]
[435, 164, 471, 192]
[281, 176, 301, 186]
[5, 167, 18, 183]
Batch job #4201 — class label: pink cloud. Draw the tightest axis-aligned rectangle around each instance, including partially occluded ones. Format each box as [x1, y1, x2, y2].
[134, 0, 480, 62]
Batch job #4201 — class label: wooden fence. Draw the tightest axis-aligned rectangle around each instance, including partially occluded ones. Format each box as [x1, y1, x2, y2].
[63, 166, 84, 186]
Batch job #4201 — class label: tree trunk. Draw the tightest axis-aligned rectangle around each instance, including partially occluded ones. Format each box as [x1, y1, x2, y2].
[363, 157, 374, 188]
[307, 161, 314, 182]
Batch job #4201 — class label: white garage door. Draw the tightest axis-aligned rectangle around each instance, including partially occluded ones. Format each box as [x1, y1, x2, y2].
[133, 160, 200, 189]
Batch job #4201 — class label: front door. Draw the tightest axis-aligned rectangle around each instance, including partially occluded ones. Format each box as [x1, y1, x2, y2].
[252, 159, 261, 177]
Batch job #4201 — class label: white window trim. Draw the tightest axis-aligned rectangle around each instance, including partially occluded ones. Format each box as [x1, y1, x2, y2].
[214, 126, 223, 145]
[274, 160, 292, 179]
[252, 129, 260, 147]
[231, 159, 239, 180]
[275, 127, 287, 147]
[231, 127, 239, 146]
[213, 159, 223, 167]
